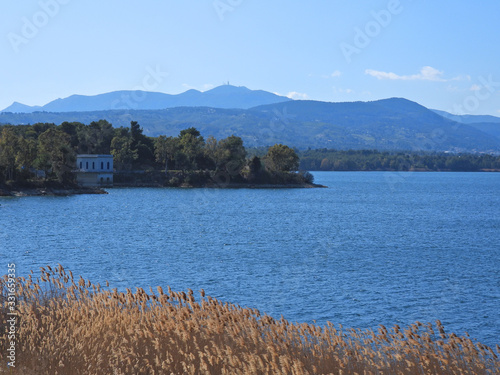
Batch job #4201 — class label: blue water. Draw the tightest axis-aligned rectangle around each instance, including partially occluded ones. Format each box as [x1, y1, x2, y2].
[1, 172, 499, 345]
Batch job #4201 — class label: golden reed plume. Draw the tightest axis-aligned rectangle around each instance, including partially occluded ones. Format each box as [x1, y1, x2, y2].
[1, 265, 499, 374]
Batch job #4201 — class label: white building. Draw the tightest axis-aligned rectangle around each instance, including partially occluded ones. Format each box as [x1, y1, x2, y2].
[75, 154, 113, 187]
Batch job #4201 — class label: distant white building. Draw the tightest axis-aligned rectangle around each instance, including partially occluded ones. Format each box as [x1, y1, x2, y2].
[75, 154, 113, 187]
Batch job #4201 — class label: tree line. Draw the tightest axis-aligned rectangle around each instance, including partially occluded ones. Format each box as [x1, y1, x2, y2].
[3, 120, 497, 187]
[299, 149, 500, 172]
[0, 121, 309, 186]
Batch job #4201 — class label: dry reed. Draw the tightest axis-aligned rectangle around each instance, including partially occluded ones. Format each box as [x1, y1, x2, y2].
[1, 265, 499, 374]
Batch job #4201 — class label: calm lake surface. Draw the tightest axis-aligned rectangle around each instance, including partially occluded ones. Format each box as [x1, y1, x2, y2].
[1, 172, 499, 345]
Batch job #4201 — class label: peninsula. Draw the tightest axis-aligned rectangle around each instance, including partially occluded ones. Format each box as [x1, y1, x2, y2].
[0, 121, 324, 196]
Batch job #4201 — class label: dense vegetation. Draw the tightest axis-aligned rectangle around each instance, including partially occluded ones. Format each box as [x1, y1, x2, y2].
[299, 149, 500, 172]
[1, 266, 499, 374]
[2, 98, 500, 152]
[1, 120, 498, 190]
[0, 121, 312, 188]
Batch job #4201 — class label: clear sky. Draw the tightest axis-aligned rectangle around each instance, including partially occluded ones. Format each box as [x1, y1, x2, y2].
[1, 0, 499, 116]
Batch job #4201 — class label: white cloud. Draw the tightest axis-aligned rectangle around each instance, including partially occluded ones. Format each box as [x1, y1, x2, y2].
[450, 75, 470, 82]
[365, 66, 448, 82]
[181, 83, 215, 92]
[286, 91, 309, 100]
[322, 70, 342, 79]
[333, 87, 355, 94]
[470, 84, 481, 91]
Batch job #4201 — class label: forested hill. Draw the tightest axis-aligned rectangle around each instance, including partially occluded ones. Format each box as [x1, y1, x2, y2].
[432, 109, 500, 141]
[1, 98, 499, 153]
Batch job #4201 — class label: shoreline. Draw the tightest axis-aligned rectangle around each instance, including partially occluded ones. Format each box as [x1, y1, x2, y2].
[181, 183, 327, 189]
[6, 168, 498, 197]
[0, 186, 108, 197]
[114, 182, 327, 189]
[307, 168, 500, 172]
[0, 183, 326, 197]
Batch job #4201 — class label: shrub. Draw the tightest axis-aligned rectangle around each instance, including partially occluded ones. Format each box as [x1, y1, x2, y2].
[300, 171, 314, 184]
[168, 176, 180, 186]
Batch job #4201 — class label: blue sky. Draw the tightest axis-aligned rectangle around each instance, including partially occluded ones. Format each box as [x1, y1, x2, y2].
[1, 0, 499, 116]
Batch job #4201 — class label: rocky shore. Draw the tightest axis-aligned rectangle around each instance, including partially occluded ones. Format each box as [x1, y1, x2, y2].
[0, 181, 326, 197]
[113, 182, 327, 189]
[200, 182, 327, 189]
[0, 186, 107, 197]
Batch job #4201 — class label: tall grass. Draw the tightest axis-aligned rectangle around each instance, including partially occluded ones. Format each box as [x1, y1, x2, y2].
[1, 265, 499, 374]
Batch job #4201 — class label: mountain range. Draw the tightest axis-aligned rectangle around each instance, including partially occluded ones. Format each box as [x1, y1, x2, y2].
[1, 85, 499, 153]
[1, 85, 291, 113]
[431, 109, 500, 141]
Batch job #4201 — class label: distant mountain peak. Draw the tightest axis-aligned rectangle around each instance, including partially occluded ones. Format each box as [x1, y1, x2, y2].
[1, 85, 291, 113]
[432, 109, 500, 124]
[1, 101, 42, 113]
[216, 84, 250, 90]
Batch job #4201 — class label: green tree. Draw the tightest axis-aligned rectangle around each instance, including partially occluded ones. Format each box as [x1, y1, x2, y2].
[0, 128, 19, 181]
[178, 127, 205, 170]
[320, 158, 331, 170]
[38, 128, 75, 183]
[203, 136, 219, 170]
[155, 135, 179, 172]
[32, 123, 56, 137]
[243, 155, 263, 183]
[130, 120, 143, 149]
[215, 135, 246, 176]
[79, 120, 115, 154]
[111, 128, 137, 170]
[265, 144, 299, 172]
[60, 122, 83, 150]
[130, 121, 155, 166]
[179, 127, 201, 139]
[16, 136, 38, 180]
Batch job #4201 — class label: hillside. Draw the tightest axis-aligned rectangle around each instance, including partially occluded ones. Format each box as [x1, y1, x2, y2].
[249, 99, 500, 151]
[432, 109, 500, 124]
[1, 98, 499, 152]
[432, 109, 500, 141]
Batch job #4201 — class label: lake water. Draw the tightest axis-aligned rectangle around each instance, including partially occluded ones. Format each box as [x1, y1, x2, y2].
[1, 172, 499, 346]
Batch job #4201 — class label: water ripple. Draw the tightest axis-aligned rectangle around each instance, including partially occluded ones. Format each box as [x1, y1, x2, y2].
[1, 172, 499, 346]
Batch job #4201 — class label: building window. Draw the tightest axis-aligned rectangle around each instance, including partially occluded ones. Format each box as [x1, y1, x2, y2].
[80, 162, 82, 169]
[92, 162, 95, 169]
[107, 161, 110, 170]
[101, 162, 104, 169]
[86, 161, 89, 169]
